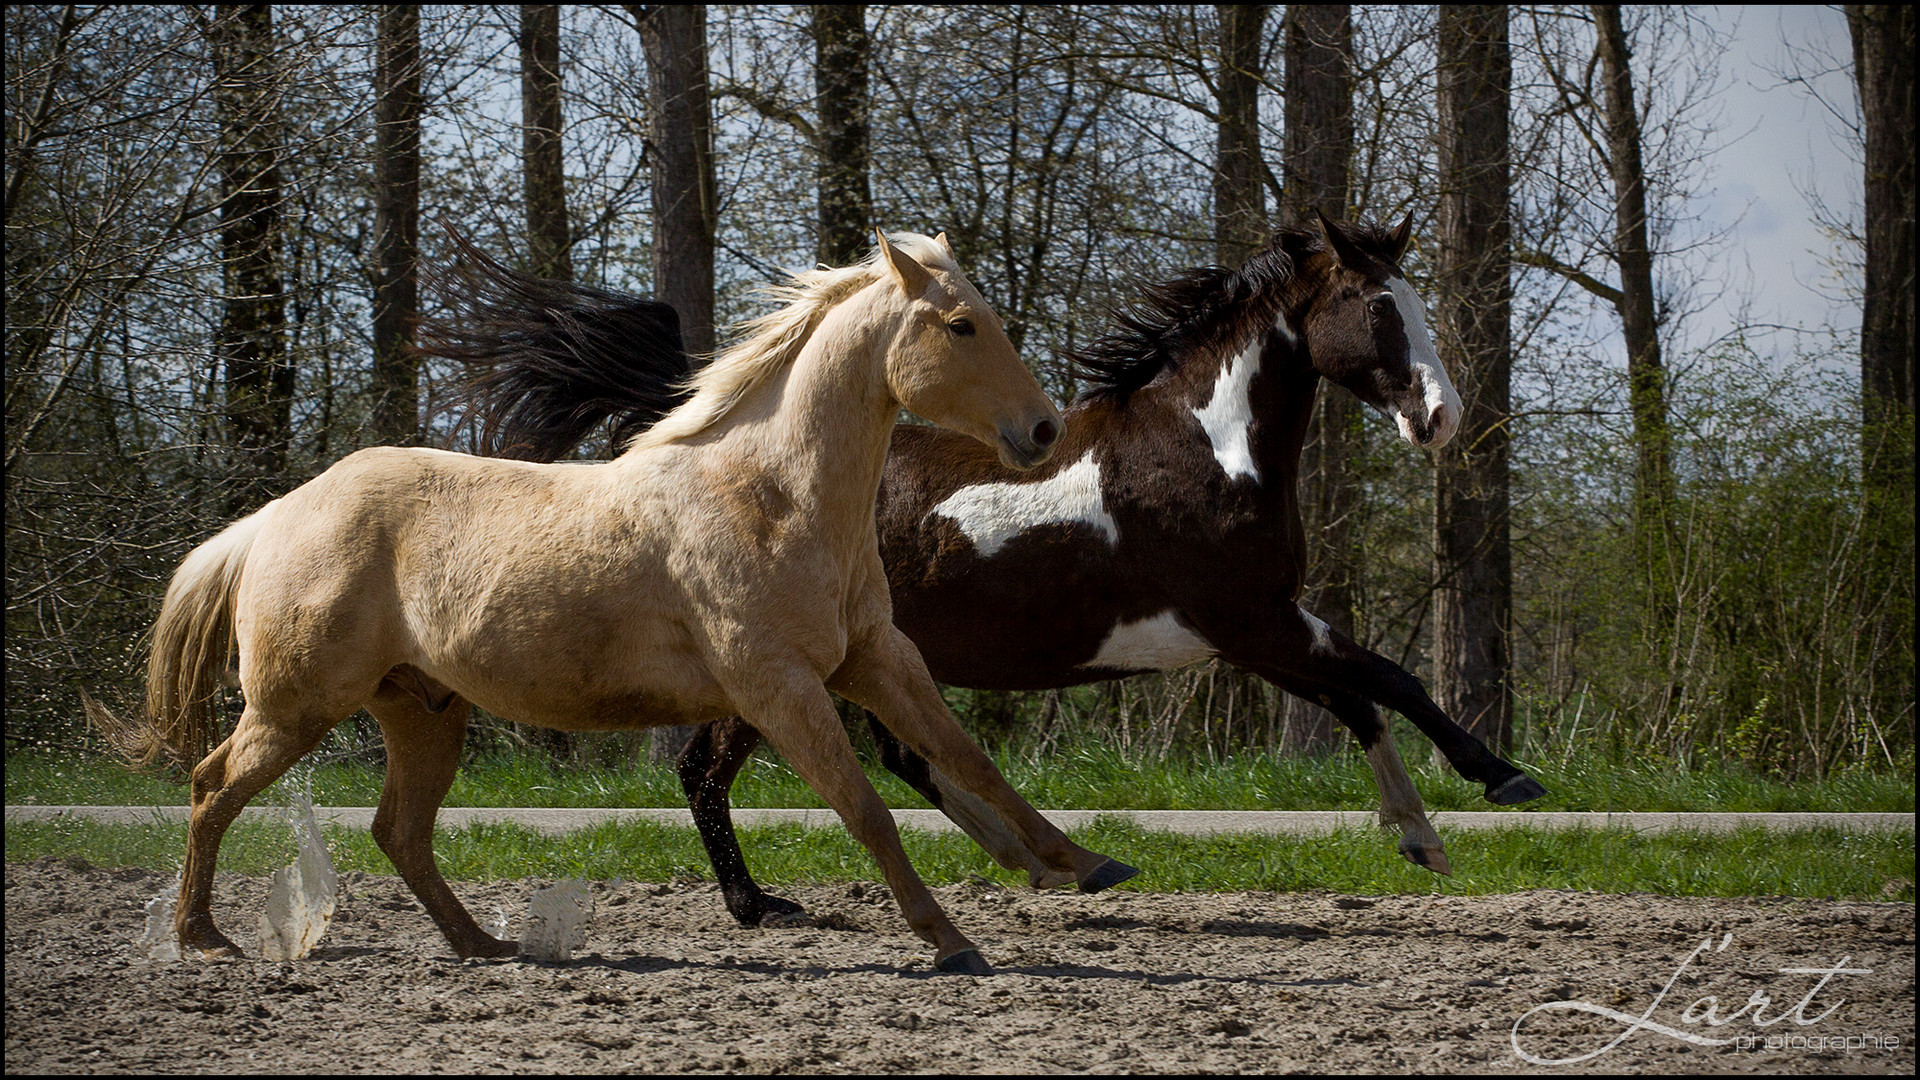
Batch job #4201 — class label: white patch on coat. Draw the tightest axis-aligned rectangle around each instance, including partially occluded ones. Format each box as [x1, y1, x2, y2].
[1273, 310, 1298, 349]
[1079, 609, 1216, 671]
[930, 453, 1117, 557]
[1190, 334, 1264, 483]
[1386, 276, 1462, 449]
[1299, 605, 1333, 653]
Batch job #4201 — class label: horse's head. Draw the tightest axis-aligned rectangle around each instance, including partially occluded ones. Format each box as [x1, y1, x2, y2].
[874, 230, 1062, 470]
[1301, 212, 1462, 450]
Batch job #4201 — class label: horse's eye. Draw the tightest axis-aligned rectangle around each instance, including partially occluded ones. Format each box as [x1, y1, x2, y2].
[948, 318, 975, 337]
[1368, 296, 1396, 319]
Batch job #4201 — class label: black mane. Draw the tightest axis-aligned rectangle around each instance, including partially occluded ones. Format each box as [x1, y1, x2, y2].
[417, 230, 692, 461]
[1068, 220, 1405, 404]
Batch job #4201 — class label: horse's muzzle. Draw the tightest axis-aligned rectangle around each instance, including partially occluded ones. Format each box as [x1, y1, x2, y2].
[997, 415, 1061, 470]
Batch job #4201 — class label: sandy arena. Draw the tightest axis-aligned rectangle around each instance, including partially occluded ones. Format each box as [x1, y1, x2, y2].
[4, 858, 1912, 1074]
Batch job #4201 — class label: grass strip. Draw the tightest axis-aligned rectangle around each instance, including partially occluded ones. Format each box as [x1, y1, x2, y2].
[7, 816, 1912, 901]
[7, 744, 1915, 813]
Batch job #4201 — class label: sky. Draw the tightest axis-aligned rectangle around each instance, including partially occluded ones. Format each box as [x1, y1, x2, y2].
[1685, 5, 1861, 361]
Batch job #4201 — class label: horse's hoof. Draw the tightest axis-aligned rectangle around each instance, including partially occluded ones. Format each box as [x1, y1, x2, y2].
[457, 936, 519, 959]
[758, 904, 812, 929]
[934, 948, 994, 975]
[182, 927, 243, 958]
[1486, 773, 1547, 806]
[1400, 843, 1453, 877]
[1078, 858, 1140, 894]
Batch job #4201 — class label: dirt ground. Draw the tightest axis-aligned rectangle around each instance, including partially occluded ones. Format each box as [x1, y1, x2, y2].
[4, 858, 1912, 1074]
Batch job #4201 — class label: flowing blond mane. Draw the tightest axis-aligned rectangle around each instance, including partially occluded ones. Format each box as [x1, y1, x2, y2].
[632, 233, 959, 450]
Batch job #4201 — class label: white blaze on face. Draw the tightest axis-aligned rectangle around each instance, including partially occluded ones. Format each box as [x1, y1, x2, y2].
[1079, 609, 1216, 671]
[1386, 276, 1462, 449]
[930, 452, 1118, 557]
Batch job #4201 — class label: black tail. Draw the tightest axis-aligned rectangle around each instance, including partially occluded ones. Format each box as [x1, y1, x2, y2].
[418, 229, 693, 462]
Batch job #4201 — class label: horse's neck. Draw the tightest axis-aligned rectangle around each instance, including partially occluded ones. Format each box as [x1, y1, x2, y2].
[1259, 332, 1323, 476]
[703, 287, 899, 545]
[1166, 321, 1321, 494]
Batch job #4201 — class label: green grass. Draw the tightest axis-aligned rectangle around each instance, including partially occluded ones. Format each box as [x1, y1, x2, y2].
[6, 738, 1913, 813]
[5, 815, 1911, 901]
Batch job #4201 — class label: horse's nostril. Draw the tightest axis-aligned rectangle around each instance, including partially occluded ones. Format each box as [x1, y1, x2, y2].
[1031, 419, 1058, 448]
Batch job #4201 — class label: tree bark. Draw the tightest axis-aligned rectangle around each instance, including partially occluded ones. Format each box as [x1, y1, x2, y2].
[521, 4, 572, 282]
[208, 4, 291, 512]
[1279, 4, 1353, 754]
[813, 5, 871, 269]
[632, 4, 718, 763]
[1846, 5, 1915, 479]
[1432, 4, 1513, 755]
[370, 4, 422, 446]
[633, 3, 717, 360]
[1846, 4, 1915, 744]
[1592, 5, 1673, 541]
[1213, 5, 1268, 266]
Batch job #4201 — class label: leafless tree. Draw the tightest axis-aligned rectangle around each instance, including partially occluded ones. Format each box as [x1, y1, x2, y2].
[370, 5, 423, 445]
[1431, 4, 1514, 754]
[520, 4, 572, 283]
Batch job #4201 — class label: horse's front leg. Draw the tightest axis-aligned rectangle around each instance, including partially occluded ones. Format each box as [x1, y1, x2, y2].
[860, 711, 1074, 889]
[676, 717, 807, 927]
[828, 625, 1137, 894]
[734, 673, 989, 973]
[1261, 607, 1547, 806]
[1240, 662, 1450, 876]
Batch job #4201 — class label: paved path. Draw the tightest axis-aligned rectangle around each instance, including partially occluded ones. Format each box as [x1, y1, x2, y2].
[7, 805, 1910, 835]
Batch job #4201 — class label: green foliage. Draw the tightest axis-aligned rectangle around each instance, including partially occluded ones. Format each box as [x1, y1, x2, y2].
[7, 816, 1911, 901]
[1513, 338, 1914, 779]
[9, 741, 1912, 813]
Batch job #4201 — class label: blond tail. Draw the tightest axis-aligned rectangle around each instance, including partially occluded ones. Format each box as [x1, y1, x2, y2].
[93, 502, 277, 770]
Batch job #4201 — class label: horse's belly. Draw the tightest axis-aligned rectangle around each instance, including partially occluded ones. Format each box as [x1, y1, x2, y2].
[452, 664, 732, 731]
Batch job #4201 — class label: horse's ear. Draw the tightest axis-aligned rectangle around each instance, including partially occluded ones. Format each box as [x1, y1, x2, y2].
[1387, 212, 1413, 265]
[875, 228, 933, 297]
[933, 231, 955, 258]
[1314, 209, 1369, 270]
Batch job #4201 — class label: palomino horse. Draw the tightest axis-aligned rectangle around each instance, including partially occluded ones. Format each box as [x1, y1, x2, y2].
[100, 231, 1137, 974]
[450, 214, 1549, 928]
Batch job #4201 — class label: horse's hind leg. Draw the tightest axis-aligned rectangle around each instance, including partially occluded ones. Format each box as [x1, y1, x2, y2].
[177, 704, 334, 956]
[864, 713, 1070, 889]
[678, 717, 806, 927]
[365, 687, 515, 958]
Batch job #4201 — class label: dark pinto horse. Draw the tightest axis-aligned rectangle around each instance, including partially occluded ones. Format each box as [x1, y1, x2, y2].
[441, 214, 1548, 928]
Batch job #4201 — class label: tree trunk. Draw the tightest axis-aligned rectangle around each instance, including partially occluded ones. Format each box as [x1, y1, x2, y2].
[1432, 4, 1513, 756]
[208, 5, 291, 513]
[1592, 5, 1672, 542]
[370, 4, 422, 446]
[813, 5, 871, 269]
[633, 4, 717, 764]
[1845, 4, 1915, 744]
[1213, 5, 1268, 265]
[521, 4, 572, 282]
[1279, 3, 1353, 754]
[633, 3, 717, 360]
[1846, 5, 1915, 482]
